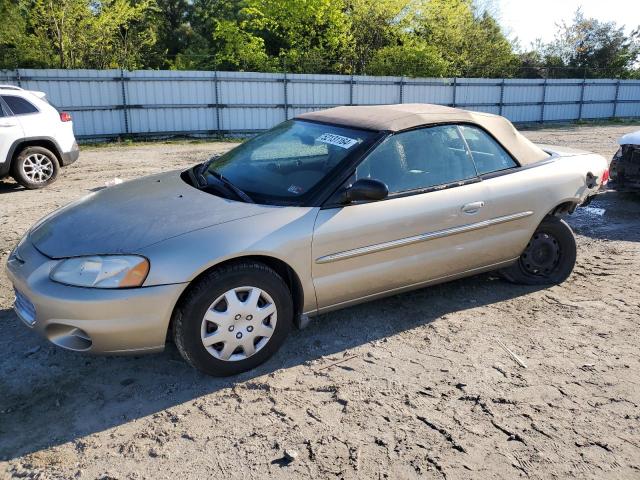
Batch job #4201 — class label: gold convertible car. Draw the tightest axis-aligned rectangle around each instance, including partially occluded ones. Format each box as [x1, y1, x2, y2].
[7, 104, 609, 375]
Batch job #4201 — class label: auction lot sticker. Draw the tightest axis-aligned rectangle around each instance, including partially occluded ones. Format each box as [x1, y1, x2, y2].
[317, 133, 359, 149]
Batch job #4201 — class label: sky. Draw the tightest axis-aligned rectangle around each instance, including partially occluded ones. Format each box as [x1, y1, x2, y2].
[492, 0, 640, 50]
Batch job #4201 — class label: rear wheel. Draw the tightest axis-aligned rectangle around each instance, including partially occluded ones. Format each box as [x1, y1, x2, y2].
[12, 146, 60, 189]
[500, 216, 576, 285]
[173, 261, 293, 376]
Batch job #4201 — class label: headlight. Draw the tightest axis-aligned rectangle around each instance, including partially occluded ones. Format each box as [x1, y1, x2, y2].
[9, 234, 28, 262]
[50, 255, 149, 288]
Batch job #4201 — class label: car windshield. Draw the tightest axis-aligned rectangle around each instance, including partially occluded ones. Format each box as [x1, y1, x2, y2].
[201, 120, 377, 204]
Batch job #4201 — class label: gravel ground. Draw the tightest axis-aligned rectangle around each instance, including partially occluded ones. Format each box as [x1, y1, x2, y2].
[1, 123, 639, 480]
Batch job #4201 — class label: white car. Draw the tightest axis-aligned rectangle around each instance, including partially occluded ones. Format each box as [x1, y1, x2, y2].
[0, 85, 79, 189]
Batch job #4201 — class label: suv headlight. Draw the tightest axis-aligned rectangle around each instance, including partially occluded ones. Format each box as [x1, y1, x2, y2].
[50, 255, 149, 288]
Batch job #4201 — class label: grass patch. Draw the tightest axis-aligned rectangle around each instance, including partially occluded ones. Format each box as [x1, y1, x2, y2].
[79, 135, 247, 148]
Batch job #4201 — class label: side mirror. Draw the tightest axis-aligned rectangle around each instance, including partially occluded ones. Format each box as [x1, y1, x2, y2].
[342, 178, 388, 203]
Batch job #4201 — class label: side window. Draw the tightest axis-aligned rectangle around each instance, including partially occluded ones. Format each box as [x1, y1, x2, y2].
[459, 125, 517, 175]
[0, 101, 5, 117]
[1, 95, 38, 115]
[355, 125, 477, 194]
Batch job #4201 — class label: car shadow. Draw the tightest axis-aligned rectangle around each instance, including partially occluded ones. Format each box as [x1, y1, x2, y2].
[0, 274, 545, 460]
[0, 179, 23, 194]
[567, 191, 640, 242]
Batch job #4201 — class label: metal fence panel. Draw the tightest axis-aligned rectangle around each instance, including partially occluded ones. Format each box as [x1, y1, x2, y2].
[222, 107, 284, 132]
[582, 103, 615, 119]
[545, 79, 582, 104]
[467, 105, 501, 115]
[503, 79, 544, 103]
[544, 103, 580, 121]
[287, 73, 351, 107]
[403, 78, 452, 104]
[0, 69, 638, 139]
[353, 75, 401, 105]
[456, 78, 501, 107]
[584, 79, 616, 101]
[218, 71, 283, 106]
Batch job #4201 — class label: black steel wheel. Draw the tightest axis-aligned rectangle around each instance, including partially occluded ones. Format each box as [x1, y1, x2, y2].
[501, 216, 576, 285]
[519, 231, 561, 277]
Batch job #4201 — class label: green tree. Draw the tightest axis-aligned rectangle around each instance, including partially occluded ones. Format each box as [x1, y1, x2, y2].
[343, 0, 406, 73]
[517, 10, 640, 78]
[0, 0, 49, 68]
[241, 0, 353, 73]
[24, 0, 158, 69]
[367, 40, 449, 77]
[152, 0, 193, 68]
[27, 0, 93, 68]
[546, 9, 640, 78]
[10, 0, 639, 79]
[91, 0, 159, 69]
[178, 0, 274, 70]
[413, 0, 518, 77]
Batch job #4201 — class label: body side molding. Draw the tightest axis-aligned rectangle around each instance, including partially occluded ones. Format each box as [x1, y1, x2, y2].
[315, 210, 534, 264]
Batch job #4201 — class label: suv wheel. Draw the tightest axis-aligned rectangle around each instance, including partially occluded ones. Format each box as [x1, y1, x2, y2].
[173, 261, 293, 376]
[12, 146, 60, 189]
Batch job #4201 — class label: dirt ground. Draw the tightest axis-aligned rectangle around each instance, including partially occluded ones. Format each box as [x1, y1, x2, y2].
[1, 123, 639, 480]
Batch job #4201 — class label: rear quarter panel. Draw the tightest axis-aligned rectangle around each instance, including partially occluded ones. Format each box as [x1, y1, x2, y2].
[484, 151, 607, 260]
[22, 94, 76, 153]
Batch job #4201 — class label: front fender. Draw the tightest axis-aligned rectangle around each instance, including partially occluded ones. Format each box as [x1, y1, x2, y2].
[139, 206, 319, 314]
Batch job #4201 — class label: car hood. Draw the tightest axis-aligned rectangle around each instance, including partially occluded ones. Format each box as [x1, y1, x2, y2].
[30, 171, 272, 258]
[618, 130, 640, 146]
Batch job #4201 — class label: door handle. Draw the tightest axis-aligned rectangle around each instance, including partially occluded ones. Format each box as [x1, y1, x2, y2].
[0, 122, 17, 127]
[461, 201, 485, 214]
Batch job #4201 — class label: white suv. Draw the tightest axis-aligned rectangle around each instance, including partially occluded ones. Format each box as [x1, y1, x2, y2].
[0, 85, 79, 189]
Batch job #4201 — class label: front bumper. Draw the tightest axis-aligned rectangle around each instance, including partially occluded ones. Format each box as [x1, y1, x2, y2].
[5, 237, 187, 354]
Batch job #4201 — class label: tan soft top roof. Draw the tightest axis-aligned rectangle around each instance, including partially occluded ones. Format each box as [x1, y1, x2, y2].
[296, 103, 549, 166]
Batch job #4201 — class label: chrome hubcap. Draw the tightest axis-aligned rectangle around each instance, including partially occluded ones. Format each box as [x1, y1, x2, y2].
[201, 286, 277, 361]
[22, 154, 53, 183]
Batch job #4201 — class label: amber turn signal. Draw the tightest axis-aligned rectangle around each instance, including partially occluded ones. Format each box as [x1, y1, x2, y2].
[119, 258, 150, 287]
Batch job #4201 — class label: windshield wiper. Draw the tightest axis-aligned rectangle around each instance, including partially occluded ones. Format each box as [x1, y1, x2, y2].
[193, 163, 254, 203]
[194, 162, 209, 188]
[209, 169, 254, 203]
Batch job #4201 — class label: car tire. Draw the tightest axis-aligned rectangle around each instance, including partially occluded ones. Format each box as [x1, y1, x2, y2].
[500, 215, 576, 285]
[173, 261, 293, 376]
[11, 146, 60, 189]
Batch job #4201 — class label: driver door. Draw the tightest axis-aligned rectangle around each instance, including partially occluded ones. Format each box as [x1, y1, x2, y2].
[311, 124, 492, 311]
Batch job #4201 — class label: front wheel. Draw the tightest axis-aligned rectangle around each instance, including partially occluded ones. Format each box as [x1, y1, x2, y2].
[173, 261, 293, 376]
[500, 216, 576, 285]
